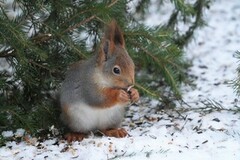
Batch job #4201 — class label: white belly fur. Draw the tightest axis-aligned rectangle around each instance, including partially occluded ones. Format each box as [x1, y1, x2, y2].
[61, 103, 125, 133]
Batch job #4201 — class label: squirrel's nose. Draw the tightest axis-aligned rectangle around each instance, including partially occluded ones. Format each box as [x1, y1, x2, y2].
[131, 77, 135, 85]
[127, 78, 134, 86]
[124, 77, 134, 89]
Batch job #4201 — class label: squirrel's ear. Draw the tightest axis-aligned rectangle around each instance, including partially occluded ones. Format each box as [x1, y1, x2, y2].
[105, 20, 125, 47]
[97, 20, 125, 65]
[97, 39, 111, 64]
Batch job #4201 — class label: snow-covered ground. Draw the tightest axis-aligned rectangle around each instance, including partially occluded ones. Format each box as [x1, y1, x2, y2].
[180, 0, 240, 109]
[1, 0, 240, 159]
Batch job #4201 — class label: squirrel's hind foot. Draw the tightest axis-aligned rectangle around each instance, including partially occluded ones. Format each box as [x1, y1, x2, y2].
[64, 132, 86, 142]
[101, 128, 128, 138]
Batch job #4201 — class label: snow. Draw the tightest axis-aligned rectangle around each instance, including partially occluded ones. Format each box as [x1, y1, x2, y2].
[1, 0, 240, 159]
[1, 131, 13, 138]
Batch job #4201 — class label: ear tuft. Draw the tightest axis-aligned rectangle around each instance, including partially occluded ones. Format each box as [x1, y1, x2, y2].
[105, 20, 125, 47]
[97, 20, 125, 65]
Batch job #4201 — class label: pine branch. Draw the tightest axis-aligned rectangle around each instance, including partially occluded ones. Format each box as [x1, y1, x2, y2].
[135, 44, 182, 95]
[175, 0, 208, 47]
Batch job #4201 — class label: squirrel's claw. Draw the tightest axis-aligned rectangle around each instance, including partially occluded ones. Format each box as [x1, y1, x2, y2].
[64, 132, 86, 142]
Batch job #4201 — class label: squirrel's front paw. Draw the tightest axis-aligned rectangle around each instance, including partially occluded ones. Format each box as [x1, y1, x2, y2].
[129, 88, 139, 103]
[117, 90, 130, 104]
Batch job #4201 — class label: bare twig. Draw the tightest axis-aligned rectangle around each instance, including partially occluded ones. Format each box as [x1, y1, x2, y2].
[0, 48, 15, 58]
[31, 34, 52, 44]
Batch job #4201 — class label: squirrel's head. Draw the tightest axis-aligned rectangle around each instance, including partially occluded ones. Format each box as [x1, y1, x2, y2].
[95, 20, 135, 90]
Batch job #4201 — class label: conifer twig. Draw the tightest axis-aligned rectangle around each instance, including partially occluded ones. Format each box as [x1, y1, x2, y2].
[108, 0, 119, 8]
[135, 83, 158, 97]
[63, 15, 96, 33]
[28, 60, 51, 71]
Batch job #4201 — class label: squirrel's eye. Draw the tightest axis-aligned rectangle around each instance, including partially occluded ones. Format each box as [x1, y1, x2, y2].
[113, 66, 121, 75]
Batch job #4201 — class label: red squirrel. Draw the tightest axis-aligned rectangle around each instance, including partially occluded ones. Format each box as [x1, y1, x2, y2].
[60, 20, 139, 142]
